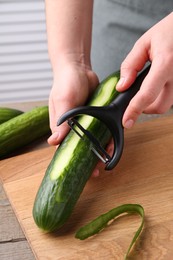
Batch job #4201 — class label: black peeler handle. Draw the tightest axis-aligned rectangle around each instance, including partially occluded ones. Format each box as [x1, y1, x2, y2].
[111, 64, 151, 114]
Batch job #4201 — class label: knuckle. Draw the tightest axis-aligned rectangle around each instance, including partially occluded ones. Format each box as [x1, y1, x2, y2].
[140, 90, 156, 106]
[163, 52, 173, 65]
[128, 101, 141, 117]
[133, 38, 142, 49]
[154, 51, 173, 72]
[121, 60, 131, 70]
[152, 105, 168, 114]
[128, 89, 157, 116]
[155, 108, 165, 114]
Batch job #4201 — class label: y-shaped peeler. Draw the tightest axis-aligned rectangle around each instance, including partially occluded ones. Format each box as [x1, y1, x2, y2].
[57, 64, 151, 170]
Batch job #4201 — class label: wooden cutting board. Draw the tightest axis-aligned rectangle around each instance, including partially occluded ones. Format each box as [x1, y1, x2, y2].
[1, 115, 173, 259]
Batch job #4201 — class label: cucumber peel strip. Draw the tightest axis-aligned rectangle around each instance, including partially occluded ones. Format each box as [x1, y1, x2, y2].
[75, 204, 144, 259]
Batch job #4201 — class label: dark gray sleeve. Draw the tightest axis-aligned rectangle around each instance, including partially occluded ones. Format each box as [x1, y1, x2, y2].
[91, 0, 173, 80]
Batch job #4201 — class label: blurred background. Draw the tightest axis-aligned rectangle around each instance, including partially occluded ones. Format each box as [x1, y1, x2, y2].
[0, 0, 139, 105]
[0, 0, 52, 103]
[1, 0, 172, 110]
[0, 0, 154, 105]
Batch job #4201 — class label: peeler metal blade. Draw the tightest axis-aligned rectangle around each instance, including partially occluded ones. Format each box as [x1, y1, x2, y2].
[68, 118, 111, 164]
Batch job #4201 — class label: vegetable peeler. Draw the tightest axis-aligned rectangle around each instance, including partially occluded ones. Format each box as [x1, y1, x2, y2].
[57, 65, 151, 170]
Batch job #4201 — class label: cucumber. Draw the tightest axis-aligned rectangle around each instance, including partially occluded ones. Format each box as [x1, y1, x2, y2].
[0, 107, 23, 124]
[33, 71, 120, 232]
[0, 106, 50, 159]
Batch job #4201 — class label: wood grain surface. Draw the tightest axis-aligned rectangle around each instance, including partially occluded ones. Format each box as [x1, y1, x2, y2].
[1, 114, 173, 259]
[0, 101, 48, 260]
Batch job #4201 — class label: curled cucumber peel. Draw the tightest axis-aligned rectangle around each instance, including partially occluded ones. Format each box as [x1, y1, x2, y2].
[75, 204, 144, 259]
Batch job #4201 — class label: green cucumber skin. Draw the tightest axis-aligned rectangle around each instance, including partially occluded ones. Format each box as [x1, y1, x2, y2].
[0, 106, 50, 159]
[33, 121, 110, 231]
[33, 71, 120, 232]
[0, 107, 23, 124]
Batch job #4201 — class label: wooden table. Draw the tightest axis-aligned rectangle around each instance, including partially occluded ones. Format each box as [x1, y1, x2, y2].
[0, 101, 48, 260]
[0, 101, 173, 260]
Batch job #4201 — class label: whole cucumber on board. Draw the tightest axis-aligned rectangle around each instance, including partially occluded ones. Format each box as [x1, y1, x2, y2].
[0, 107, 23, 124]
[33, 71, 120, 232]
[0, 106, 50, 159]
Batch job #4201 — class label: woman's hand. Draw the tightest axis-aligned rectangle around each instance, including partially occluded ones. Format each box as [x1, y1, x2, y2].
[45, 0, 96, 145]
[47, 61, 99, 145]
[93, 12, 173, 177]
[116, 12, 173, 129]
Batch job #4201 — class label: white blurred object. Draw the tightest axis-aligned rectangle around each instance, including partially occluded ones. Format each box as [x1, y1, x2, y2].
[0, 0, 52, 103]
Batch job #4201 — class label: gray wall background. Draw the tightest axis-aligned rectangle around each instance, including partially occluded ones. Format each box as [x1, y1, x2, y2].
[1, 0, 172, 103]
[0, 0, 52, 103]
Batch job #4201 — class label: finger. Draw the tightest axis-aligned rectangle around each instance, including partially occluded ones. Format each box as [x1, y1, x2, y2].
[144, 82, 173, 114]
[116, 36, 149, 92]
[122, 60, 167, 128]
[48, 99, 73, 145]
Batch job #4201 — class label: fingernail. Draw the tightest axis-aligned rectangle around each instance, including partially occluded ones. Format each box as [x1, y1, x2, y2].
[124, 119, 134, 129]
[116, 77, 125, 90]
[51, 131, 59, 140]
